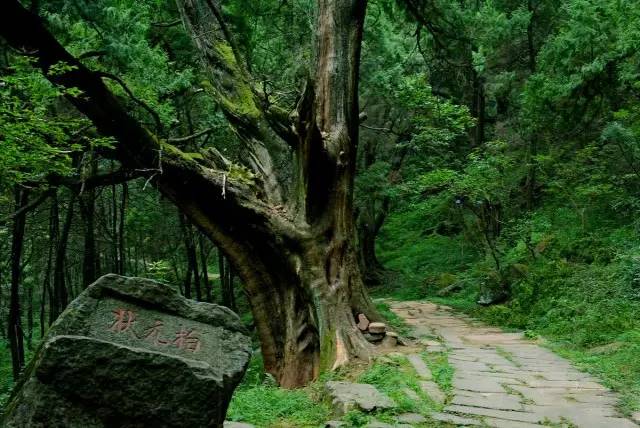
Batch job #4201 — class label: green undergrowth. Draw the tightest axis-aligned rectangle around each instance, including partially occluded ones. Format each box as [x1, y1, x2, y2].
[226, 353, 331, 427]
[344, 353, 453, 427]
[377, 203, 640, 416]
[359, 355, 432, 415]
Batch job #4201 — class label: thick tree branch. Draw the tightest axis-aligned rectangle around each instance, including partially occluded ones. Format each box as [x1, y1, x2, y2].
[175, 0, 287, 203]
[0, 0, 299, 243]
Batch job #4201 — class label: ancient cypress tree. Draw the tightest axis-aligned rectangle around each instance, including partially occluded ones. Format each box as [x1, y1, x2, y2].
[1, 0, 381, 387]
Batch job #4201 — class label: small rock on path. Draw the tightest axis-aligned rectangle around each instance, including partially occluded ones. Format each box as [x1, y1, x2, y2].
[325, 381, 396, 416]
[389, 301, 639, 428]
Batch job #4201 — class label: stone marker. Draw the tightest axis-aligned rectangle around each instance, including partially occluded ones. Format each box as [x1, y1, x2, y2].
[2, 274, 252, 428]
[325, 381, 396, 416]
[356, 313, 370, 331]
[368, 322, 386, 334]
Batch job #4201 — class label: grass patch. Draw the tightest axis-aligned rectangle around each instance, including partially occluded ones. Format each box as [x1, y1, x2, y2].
[226, 353, 331, 427]
[358, 355, 429, 415]
[227, 352, 330, 427]
[352, 354, 451, 427]
[421, 351, 454, 393]
[227, 385, 329, 427]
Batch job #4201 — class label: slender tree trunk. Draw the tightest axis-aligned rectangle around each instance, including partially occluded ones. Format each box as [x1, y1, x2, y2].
[8, 186, 28, 380]
[40, 207, 54, 337]
[225, 259, 237, 312]
[472, 70, 485, 146]
[133, 240, 139, 276]
[141, 245, 148, 274]
[118, 182, 127, 274]
[51, 192, 76, 321]
[357, 219, 385, 282]
[48, 192, 59, 326]
[26, 281, 33, 350]
[65, 262, 75, 300]
[218, 250, 228, 306]
[183, 264, 192, 299]
[79, 163, 98, 286]
[111, 175, 118, 272]
[179, 213, 199, 299]
[199, 235, 212, 302]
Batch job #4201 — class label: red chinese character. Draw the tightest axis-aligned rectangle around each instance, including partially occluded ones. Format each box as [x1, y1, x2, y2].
[110, 309, 137, 334]
[143, 320, 168, 346]
[173, 328, 201, 352]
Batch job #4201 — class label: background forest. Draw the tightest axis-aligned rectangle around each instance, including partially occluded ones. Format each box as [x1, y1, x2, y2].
[1, 0, 640, 424]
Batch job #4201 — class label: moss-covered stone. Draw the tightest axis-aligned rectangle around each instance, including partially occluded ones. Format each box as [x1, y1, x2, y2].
[1, 274, 252, 428]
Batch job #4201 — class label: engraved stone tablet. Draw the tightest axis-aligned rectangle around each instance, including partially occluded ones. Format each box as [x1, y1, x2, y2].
[2, 274, 252, 428]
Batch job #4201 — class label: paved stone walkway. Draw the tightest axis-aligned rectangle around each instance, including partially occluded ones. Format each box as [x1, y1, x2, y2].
[389, 301, 639, 428]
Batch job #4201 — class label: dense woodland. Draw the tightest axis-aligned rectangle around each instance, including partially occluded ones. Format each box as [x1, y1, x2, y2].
[1, 0, 640, 420]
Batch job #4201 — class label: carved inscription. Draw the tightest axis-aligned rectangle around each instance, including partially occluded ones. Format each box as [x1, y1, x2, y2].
[109, 308, 202, 352]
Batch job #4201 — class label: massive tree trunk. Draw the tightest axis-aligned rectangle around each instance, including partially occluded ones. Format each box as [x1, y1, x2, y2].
[1, 0, 379, 388]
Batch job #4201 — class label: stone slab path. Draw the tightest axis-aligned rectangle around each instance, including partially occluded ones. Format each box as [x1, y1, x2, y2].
[389, 300, 639, 428]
